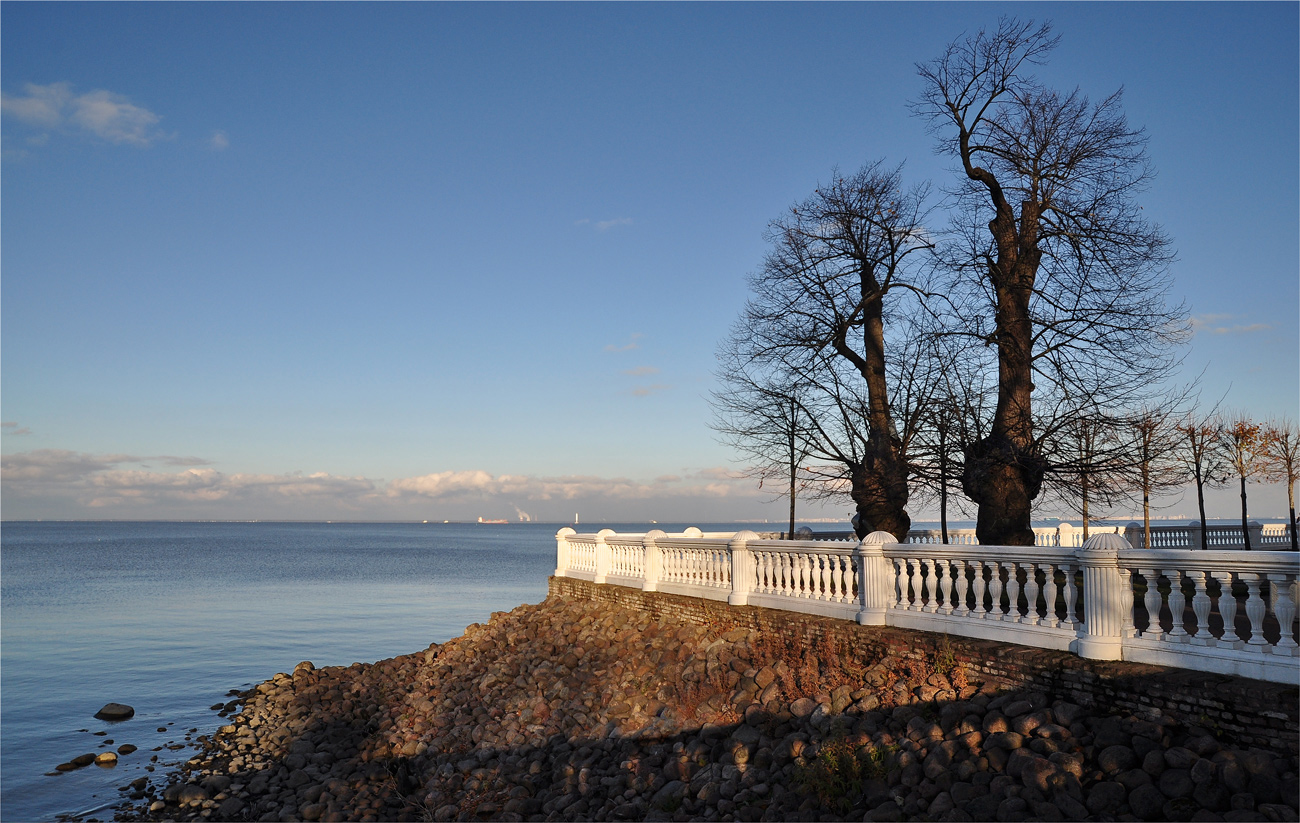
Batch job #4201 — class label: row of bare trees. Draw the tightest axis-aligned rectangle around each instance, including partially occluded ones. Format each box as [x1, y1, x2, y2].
[712, 18, 1297, 550]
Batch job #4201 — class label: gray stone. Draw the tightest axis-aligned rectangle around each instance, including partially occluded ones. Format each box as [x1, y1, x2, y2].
[1166, 747, 1199, 770]
[1129, 784, 1167, 821]
[788, 698, 816, 718]
[218, 797, 246, 818]
[1085, 781, 1126, 814]
[1164, 796, 1201, 822]
[94, 703, 135, 721]
[177, 783, 209, 805]
[1160, 769, 1196, 799]
[1099, 744, 1138, 774]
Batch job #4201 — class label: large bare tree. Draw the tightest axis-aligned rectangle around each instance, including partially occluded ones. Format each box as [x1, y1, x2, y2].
[1176, 413, 1227, 551]
[715, 161, 936, 539]
[1123, 403, 1192, 549]
[1219, 413, 1265, 550]
[1262, 418, 1300, 551]
[914, 18, 1188, 545]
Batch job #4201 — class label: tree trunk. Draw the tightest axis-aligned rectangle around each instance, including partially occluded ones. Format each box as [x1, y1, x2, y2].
[843, 285, 911, 542]
[1289, 478, 1297, 552]
[939, 424, 949, 545]
[1239, 475, 1251, 550]
[788, 406, 797, 541]
[962, 434, 1044, 546]
[1143, 489, 1151, 550]
[1081, 473, 1090, 539]
[1195, 470, 1209, 551]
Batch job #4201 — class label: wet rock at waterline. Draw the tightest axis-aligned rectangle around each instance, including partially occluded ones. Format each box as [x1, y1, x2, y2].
[94, 702, 135, 720]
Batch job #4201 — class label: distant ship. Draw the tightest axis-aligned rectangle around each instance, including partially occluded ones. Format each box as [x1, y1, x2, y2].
[477, 517, 509, 524]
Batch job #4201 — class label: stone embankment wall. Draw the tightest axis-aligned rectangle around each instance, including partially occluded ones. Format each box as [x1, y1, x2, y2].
[549, 577, 1299, 759]
[125, 581, 1298, 823]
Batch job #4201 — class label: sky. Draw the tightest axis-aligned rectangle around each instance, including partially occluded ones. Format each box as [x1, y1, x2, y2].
[2, 2, 1297, 524]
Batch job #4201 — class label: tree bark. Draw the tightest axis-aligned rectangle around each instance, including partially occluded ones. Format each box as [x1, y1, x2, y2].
[939, 424, 949, 545]
[1195, 470, 1209, 552]
[1239, 475, 1251, 550]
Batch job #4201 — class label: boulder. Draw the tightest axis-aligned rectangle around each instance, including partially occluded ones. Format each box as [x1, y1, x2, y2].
[94, 703, 135, 721]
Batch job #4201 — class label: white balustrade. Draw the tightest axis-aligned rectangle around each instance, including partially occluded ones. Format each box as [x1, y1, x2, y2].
[556, 526, 1300, 684]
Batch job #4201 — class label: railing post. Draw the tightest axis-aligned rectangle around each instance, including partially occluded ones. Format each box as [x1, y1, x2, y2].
[1125, 521, 1144, 549]
[728, 530, 759, 606]
[1247, 521, 1263, 551]
[855, 531, 896, 625]
[1058, 522, 1075, 548]
[642, 530, 664, 592]
[1187, 520, 1203, 551]
[1076, 532, 1131, 661]
[554, 527, 576, 577]
[593, 528, 614, 585]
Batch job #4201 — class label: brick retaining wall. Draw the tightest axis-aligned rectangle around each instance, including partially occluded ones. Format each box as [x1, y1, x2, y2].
[549, 576, 1300, 756]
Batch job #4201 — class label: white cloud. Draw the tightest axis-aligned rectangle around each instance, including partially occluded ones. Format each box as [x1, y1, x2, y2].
[631, 383, 670, 397]
[1190, 314, 1272, 336]
[1, 82, 70, 127]
[604, 332, 642, 352]
[209, 130, 229, 151]
[622, 365, 660, 377]
[1, 82, 168, 147]
[0, 450, 764, 519]
[575, 217, 633, 231]
[1, 421, 32, 436]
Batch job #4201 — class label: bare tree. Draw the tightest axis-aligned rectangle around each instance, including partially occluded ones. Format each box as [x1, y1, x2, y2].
[914, 18, 1188, 545]
[1176, 414, 1227, 551]
[1262, 418, 1300, 551]
[718, 161, 937, 539]
[1123, 404, 1190, 549]
[1048, 414, 1130, 539]
[1220, 413, 1265, 550]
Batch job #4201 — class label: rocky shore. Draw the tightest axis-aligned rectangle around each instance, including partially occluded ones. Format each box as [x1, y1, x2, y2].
[124, 593, 1299, 822]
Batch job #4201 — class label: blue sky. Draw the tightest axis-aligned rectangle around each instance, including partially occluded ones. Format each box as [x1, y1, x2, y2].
[2, 2, 1296, 523]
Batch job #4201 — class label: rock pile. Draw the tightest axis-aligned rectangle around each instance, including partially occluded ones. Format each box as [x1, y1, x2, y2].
[124, 595, 1298, 822]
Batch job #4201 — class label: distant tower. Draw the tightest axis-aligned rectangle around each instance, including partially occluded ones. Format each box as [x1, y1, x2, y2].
[575, 512, 579, 525]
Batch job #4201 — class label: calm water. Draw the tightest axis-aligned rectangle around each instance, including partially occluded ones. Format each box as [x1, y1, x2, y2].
[0, 520, 764, 822]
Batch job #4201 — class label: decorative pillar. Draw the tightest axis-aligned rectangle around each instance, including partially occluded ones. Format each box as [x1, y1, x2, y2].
[855, 531, 896, 625]
[1248, 521, 1264, 552]
[1212, 571, 1241, 644]
[593, 528, 614, 585]
[642, 530, 664, 592]
[1125, 521, 1144, 549]
[1057, 522, 1076, 549]
[554, 527, 576, 578]
[1076, 532, 1130, 661]
[728, 530, 758, 606]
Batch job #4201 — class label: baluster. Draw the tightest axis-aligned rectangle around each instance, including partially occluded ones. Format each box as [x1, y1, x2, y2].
[1140, 568, 1163, 639]
[922, 559, 939, 613]
[1212, 571, 1240, 644]
[1269, 574, 1298, 650]
[939, 561, 955, 615]
[1062, 564, 1080, 626]
[1165, 569, 1188, 638]
[1120, 567, 1137, 639]
[987, 563, 1005, 619]
[1242, 574, 1267, 646]
[953, 561, 970, 616]
[907, 557, 922, 611]
[971, 561, 988, 616]
[1188, 571, 1213, 641]
[1039, 563, 1058, 627]
[834, 555, 848, 602]
[889, 558, 903, 608]
[818, 553, 830, 600]
[784, 552, 796, 597]
[1002, 562, 1021, 622]
[1022, 563, 1041, 625]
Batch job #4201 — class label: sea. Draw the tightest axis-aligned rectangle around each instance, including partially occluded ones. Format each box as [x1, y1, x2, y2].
[0, 520, 768, 822]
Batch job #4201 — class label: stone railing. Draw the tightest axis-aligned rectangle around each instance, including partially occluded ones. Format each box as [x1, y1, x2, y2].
[555, 528, 1300, 685]
[787, 521, 1293, 550]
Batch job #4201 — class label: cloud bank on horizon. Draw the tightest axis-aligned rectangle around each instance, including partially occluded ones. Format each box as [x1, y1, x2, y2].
[0, 449, 778, 522]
